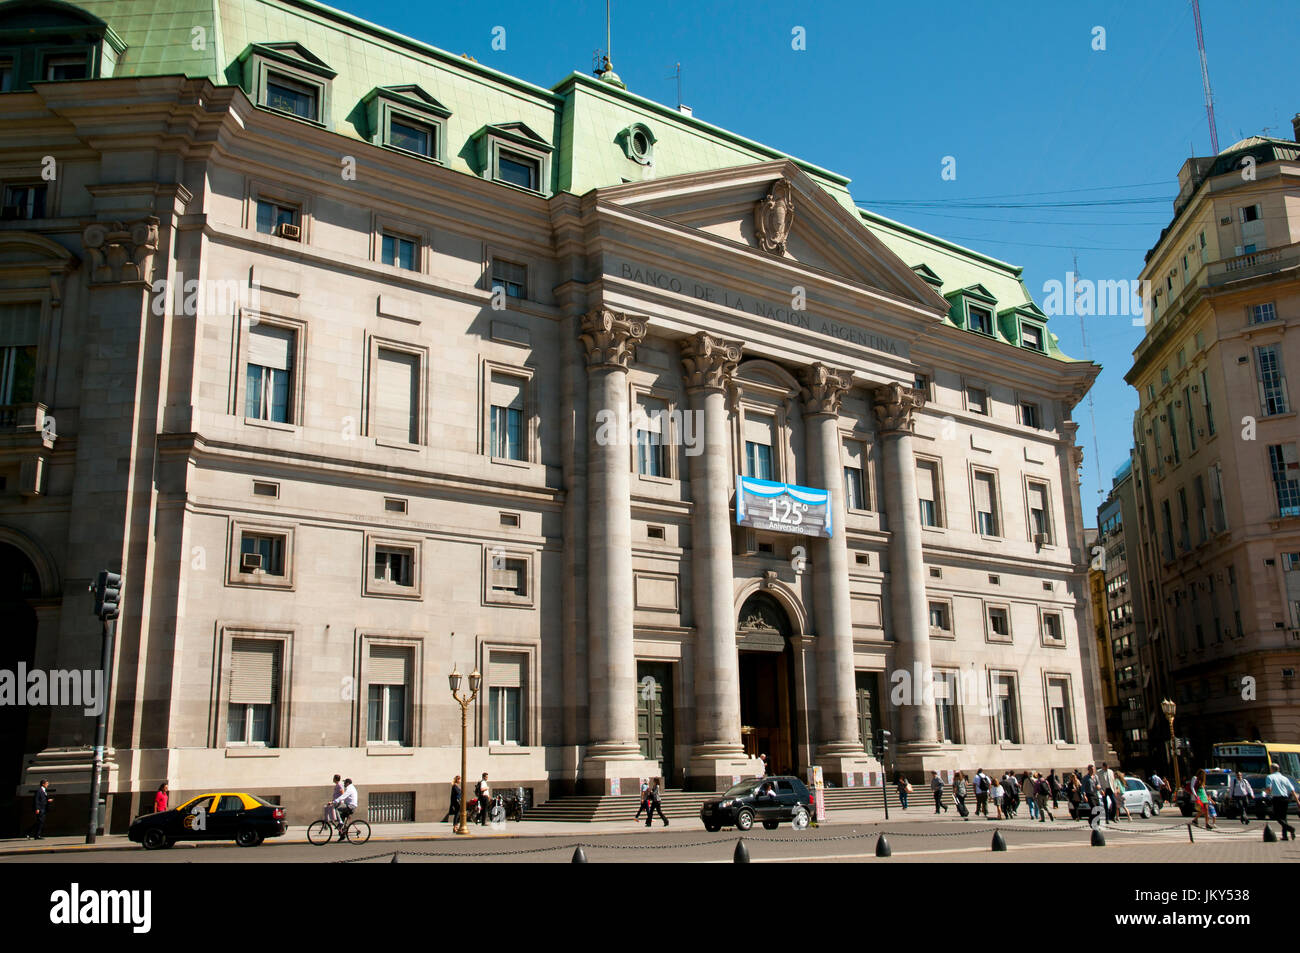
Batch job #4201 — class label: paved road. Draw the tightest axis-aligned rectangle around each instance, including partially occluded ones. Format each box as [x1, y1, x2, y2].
[6, 816, 1290, 863]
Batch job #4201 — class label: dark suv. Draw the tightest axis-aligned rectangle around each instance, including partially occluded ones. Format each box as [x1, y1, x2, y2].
[700, 776, 813, 832]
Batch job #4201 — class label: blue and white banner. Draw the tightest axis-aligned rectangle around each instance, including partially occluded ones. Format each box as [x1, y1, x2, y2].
[735, 475, 833, 537]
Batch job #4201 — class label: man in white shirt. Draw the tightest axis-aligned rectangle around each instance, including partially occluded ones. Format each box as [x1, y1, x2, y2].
[1229, 772, 1254, 825]
[1096, 763, 1116, 822]
[332, 778, 358, 830]
[1263, 764, 1298, 840]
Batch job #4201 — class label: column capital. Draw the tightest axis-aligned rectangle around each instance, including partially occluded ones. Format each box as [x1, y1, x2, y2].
[580, 310, 646, 369]
[871, 382, 925, 435]
[81, 217, 160, 285]
[800, 363, 855, 417]
[680, 332, 743, 392]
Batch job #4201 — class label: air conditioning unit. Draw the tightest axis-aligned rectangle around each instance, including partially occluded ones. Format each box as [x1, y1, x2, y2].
[1220, 217, 1231, 226]
[0, 206, 23, 220]
[1146, 428, 1153, 435]
[1159, 414, 1167, 421]
[1197, 428, 1205, 436]
[276, 222, 301, 241]
[1164, 455, 1173, 463]
[1191, 384, 1199, 393]
[1033, 532, 1046, 547]
[1175, 399, 1182, 408]
[240, 552, 263, 572]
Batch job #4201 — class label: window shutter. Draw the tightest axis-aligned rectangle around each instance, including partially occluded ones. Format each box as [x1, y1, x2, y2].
[229, 640, 279, 705]
[842, 439, 863, 468]
[915, 462, 936, 501]
[744, 413, 773, 446]
[932, 672, 949, 701]
[248, 325, 294, 371]
[993, 676, 1010, 698]
[369, 646, 409, 686]
[490, 373, 525, 410]
[0, 302, 40, 347]
[1028, 483, 1046, 513]
[637, 398, 665, 434]
[375, 348, 418, 443]
[488, 651, 524, 689]
[974, 473, 994, 512]
[1047, 680, 1066, 710]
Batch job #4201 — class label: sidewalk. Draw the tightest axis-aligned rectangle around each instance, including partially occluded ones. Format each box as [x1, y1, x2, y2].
[0, 800, 1157, 857]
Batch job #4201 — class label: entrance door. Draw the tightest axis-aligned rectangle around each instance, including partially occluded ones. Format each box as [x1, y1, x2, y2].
[636, 662, 674, 783]
[855, 672, 881, 757]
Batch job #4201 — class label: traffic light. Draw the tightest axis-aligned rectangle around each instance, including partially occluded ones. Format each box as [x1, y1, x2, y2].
[875, 728, 891, 758]
[92, 571, 121, 620]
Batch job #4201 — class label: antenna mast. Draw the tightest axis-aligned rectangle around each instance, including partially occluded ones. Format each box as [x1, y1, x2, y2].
[1190, 0, 1220, 153]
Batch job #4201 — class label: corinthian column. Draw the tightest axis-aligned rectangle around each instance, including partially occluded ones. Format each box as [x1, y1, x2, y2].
[872, 382, 939, 752]
[680, 332, 752, 788]
[580, 310, 646, 768]
[801, 364, 867, 772]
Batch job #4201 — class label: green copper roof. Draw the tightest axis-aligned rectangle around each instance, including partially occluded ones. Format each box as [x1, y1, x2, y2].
[17, 0, 1083, 362]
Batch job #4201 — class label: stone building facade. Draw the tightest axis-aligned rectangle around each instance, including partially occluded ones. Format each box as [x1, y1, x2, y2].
[0, 0, 1104, 832]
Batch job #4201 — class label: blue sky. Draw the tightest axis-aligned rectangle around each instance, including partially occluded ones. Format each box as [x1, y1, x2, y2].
[328, 0, 1298, 518]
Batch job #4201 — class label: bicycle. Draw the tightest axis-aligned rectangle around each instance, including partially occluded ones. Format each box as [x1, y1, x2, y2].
[307, 803, 371, 845]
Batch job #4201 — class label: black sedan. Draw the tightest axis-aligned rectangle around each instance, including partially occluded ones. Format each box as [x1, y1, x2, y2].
[128, 792, 287, 849]
[700, 776, 813, 832]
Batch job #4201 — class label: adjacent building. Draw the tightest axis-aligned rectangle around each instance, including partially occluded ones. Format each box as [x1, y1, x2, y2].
[1124, 127, 1300, 770]
[0, 0, 1105, 832]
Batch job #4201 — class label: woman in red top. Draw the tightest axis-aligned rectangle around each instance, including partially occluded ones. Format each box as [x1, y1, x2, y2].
[154, 781, 168, 814]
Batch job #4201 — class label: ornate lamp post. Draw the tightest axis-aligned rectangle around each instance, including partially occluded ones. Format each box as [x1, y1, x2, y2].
[449, 663, 482, 835]
[1161, 698, 1179, 790]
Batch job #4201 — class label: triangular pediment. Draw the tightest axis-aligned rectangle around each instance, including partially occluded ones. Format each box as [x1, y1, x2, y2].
[597, 160, 948, 313]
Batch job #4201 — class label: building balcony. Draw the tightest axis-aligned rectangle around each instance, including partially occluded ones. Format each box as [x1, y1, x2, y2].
[1207, 241, 1300, 287]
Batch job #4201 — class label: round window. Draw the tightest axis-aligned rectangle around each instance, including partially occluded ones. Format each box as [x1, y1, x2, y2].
[631, 129, 650, 158]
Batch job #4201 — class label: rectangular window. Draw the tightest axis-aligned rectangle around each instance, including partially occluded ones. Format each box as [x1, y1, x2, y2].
[373, 546, 414, 587]
[1166, 403, 1180, 464]
[934, 670, 960, 743]
[1020, 323, 1043, 351]
[928, 601, 951, 635]
[1251, 302, 1277, 325]
[635, 396, 668, 477]
[0, 302, 38, 404]
[1160, 499, 1174, 562]
[488, 651, 526, 745]
[491, 557, 528, 597]
[374, 348, 419, 444]
[1255, 344, 1290, 416]
[489, 372, 526, 461]
[1240, 204, 1261, 223]
[491, 258, 527, 299]
[967, 386, 988, 415]
[265, 72, 317, 120]
[381, 232, 417, 271]
[968, 305, 992, 335]
[988, 606, 1010, 638]
[1268, 444, 1300, 518]
[1183, 386, 1197, 453]
[1177, 487, 1191, 551]
[367, 646, 410, 745]
[44, 55, 88, 81]
[0, 58, 12, 92]
[1228, 565, 1242, 637]
[1027, 481, 1052, 544]
[1020, 402, 1041, 429]
[917, 460, 941, 527]
[913, 373, 930, 397]
[255, 200, 298, 236]
[843, 439, 867, 510]
[2, 184, 47, 220]
[1177, 348, 1186, 369]
[1047, 677, 1074, 743]
[973, 470, 999, 536]
[388, 116, 434, 157]
[1147, 384, 1156, 404]
[743, 413, 775, 481]
[1282, 553, 1300, 629]
[227, 640, 280, 746]
[992, 673, 1020, 743]
[1209, 463, 1227, 533]
[239, 533, 285, 576]
[496, 150, 539, 190]
[1042, 613, 1063, 643]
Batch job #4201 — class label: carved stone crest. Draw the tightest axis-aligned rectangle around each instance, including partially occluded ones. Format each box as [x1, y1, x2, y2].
[81, 218, 160, 284]
[871, 382, 925, 435]
[755, 180, 794, 256]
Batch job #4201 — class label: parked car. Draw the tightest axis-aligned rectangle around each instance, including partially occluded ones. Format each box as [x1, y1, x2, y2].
[1119, 777, 1157, 818]
[1176, 769, 1231, 817]
[129, 792, 287, 849]
[700, 776, 812, 832]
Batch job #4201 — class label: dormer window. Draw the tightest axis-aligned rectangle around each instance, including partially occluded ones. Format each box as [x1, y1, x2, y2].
[471, 123, 553, 196]
[618, 122, 656, 165]
[0, 57, 12, 92]
[968, 306, 993, 335]
[364, 86, 450, 163]
[0, 2, 126, 91]
[239, 42, 335, 127]
[1020, 322, 1044, 352]
[44, 53, 88, 81]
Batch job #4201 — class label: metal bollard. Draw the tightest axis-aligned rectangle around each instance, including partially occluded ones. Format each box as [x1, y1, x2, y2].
[991, 830, 1006, 851]
[875, 835, 892, 857]
[734, 839, 750, 863]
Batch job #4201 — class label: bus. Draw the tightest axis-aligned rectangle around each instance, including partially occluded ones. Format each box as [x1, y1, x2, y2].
[1210, 741, 1300, 777]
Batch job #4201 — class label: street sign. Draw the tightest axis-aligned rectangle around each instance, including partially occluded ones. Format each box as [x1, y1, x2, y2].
[735, 475, 832, 537]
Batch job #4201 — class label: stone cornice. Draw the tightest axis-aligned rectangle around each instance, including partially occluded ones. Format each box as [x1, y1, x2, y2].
[580, 310, 646, 369]
[871, 382, 925, 435]
[799, 362, 855, 416]
[680, 332, 743, 392]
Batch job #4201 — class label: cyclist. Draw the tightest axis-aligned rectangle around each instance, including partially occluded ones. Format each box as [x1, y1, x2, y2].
[333, 777, 358, 835]
[324, 774, 343, 826]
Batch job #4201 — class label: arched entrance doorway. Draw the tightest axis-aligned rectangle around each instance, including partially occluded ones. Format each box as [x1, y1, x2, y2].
[736, 591, 800, 776]
[0, 543, 40, 836]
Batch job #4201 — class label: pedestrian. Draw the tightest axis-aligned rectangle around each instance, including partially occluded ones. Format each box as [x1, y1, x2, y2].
[647, 777, 670, 827]
[1113, 770, 1132, 820]
[758, 753, 769, 777]
[1035, 772, 1054, 822]
[634, 778, 650, 823]
[1022, 771, 1038, 820]
[896, 774, 911, 810]
[475, 772, 491, 826]
[1002, 771, 1019, 818]
[154, 781, 169, 814]
[1048, 769, 1060, 809]
[954, 771, 969, 819]
[1263, 762, 1298, 840]
[1190, 769, 1216, 830]
[26, 779, 51, 839]
[441, 775, 462, 824]
[1230, 771, 1254, 824]
[1097, 762, 1117, 822]
[974, 768, 990, 816]
[992, 776, 1004, 820]
[1082, 764, 1100, 818]
[931, 771, 948, 814]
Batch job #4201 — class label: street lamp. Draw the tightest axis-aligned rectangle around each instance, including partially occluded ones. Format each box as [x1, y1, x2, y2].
[449, 661, 482, 835]
[1160, 698, 1179, 790]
